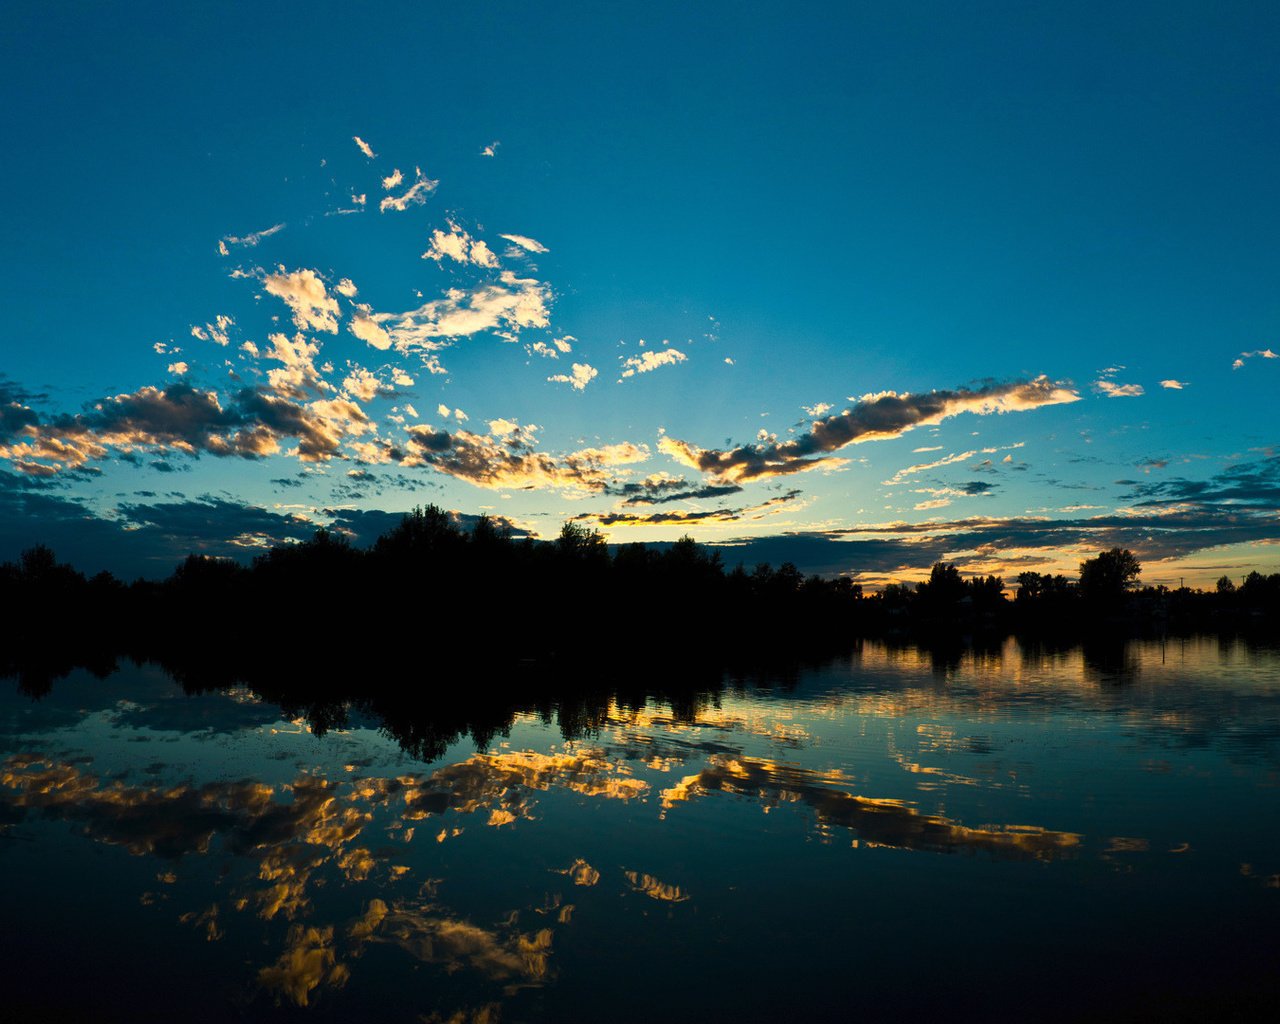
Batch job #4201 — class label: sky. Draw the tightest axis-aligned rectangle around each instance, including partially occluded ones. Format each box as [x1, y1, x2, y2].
[2, 1, 1278, 586]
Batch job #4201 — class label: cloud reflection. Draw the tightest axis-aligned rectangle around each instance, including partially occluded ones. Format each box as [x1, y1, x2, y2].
[661, 755, 1081, 860]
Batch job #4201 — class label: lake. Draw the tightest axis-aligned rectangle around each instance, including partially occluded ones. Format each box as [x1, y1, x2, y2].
[3, 635, 1279, 1022]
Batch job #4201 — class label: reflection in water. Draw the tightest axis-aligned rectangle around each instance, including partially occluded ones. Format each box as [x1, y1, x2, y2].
[623, 870, 690, 902]
[660, 755, 1081, 860]
[2, 634, 1280, 1021]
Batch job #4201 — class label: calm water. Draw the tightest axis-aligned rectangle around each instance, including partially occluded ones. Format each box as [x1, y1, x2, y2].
[3, 636, 1280, 1022]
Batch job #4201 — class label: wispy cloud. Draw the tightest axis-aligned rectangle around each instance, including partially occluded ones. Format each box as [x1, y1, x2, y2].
[190, 314, 235, 347]
[619, 348, 687, 380]
[1232, 348, 1278, 370]
[577, 489, 802, 527]
[499, 234, 548, 254]
[218, 223, 284, 254]
[1094, 379, 1145, 398]
[379, 168, 438, 213]
[352, 136, 377, 159]
[661, 378, 1075, 485]
[883, 443, 1022, 485]
[353, 271, 551, 357]
[1159, 379, 1189, 389]
[481, 141, 500, 158]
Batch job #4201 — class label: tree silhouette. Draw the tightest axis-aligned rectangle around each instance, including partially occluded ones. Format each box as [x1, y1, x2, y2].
[1078, 548, 1141, 605]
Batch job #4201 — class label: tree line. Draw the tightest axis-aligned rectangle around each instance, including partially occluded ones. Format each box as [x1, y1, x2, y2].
[2, 508, 1278, 693]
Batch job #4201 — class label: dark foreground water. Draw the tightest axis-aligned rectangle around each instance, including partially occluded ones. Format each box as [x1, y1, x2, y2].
[3, 636, 1279, 1022]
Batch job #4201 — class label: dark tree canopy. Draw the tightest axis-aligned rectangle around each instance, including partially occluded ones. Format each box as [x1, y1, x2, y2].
[1079, 548, 1142, 603]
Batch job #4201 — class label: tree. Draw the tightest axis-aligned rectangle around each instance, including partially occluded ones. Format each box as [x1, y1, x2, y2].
[1216, 575, 1236, 594]
[1016, 571, 1044, 602]
[1078, 548, 1141, 604]
[556, 520, 606, 559]
[915, 562, 966, 611]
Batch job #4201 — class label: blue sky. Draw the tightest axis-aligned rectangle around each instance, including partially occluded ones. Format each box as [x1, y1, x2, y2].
[2, 1, 1278, 584]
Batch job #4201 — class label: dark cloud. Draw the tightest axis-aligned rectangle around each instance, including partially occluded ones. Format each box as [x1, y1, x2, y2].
[328, 470, 433, 502]
[580, 490, 801, 528]
[1124, 454, 1280, 508]
[0, 476, 321, 578]
[0, 382, 372, 476]
[402, 425, 648, 492]
[661, 377, 1079, 483]
[617, 482, 744, 506]
[0, 392, 39, 441]
[117, 497, 318, 550]
[708, 483, 1280, 577]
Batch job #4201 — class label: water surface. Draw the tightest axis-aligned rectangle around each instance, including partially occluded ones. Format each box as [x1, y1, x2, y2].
[3, 636, 1279, 1021]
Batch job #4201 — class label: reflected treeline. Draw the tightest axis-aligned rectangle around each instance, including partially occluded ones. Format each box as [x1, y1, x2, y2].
[7, 628, 1280, 770]
[3, 512, 1280, 758]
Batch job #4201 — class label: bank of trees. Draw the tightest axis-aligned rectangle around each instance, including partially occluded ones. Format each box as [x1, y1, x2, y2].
[2, 515, 1278, 688]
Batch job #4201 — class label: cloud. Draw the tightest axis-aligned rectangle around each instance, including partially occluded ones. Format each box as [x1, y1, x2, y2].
[579, 490, 801, 528]
[614, 475, 743, 506]
[883, 449, 982, 486]
[1124, 452, 1280, 508]
[355, 272, 551, 354]
[619, 348, 688, 380]
[381, 168, 403, 190]
[260, 331, 327, 398]
[263, 268, 340, 334]
[499, 234, 548, 254]
[191, 314, 234, 346]
[1094, 380, 1145, 398]
[422, 222, 499, 268]
[0, 380, 377, 476]
[802, 402, 832, 418]
[661, 378, 1076, 485]
[728, 473, 1280, 574]
[1159, 379, 1189, 390]
[1232, 348, 1278, 370]
[349, 307, 394, 351]
[353, 136, 376, 159]
[343, 368, 389, 403]
[167, 362, 189, 376]
[219, 223, 284, 251]
[335, 278, 358, 298]
[403, 422, 648, 492]
[118, 496, 319, 551]
[547, 363, 598, 391]
[0, 477, 326, 577]
[481, 141, 500, 158]
[379, 168, 438, 213]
